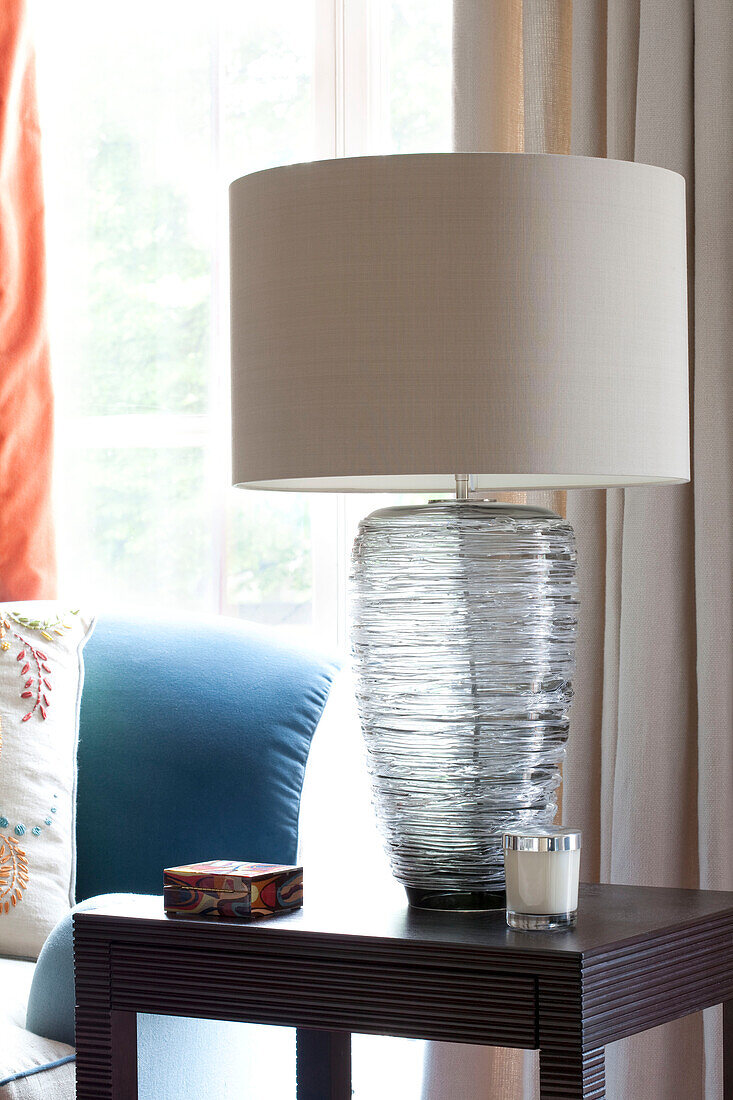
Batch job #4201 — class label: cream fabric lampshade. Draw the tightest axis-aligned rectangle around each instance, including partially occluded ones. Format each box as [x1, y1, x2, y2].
[230, 153, 689, 492]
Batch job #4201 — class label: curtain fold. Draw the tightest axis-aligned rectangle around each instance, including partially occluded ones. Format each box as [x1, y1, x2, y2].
[568, 3, 702, 1090]
[424, 1, 733, 1096]
[692, 2, 733, 1095]
[453, 0, 524, 153]
[0, 0, 56, 599]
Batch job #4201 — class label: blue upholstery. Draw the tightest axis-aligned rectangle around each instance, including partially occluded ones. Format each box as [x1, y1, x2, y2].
[74, 615, 339, 900]
[26, 613, 338, 1075]
[27, 895, 130, 1047]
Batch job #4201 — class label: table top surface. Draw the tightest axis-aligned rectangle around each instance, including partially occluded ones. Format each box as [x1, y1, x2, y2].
[76, 882, 733, 958]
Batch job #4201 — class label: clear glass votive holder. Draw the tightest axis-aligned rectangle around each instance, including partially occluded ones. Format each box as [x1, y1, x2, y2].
[503, 828, 582, 931]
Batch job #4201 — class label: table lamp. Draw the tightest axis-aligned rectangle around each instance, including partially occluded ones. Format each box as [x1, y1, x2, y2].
[229, 153, 689, 910]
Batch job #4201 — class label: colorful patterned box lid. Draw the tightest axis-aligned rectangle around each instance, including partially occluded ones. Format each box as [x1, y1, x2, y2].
[163, 859, 301, 894]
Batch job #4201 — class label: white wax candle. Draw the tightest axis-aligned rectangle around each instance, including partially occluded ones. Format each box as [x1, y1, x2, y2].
[504, 848, 581, 915]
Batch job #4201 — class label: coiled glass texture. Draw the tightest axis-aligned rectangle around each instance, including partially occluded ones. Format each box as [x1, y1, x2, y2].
[351, 502, 579, 896]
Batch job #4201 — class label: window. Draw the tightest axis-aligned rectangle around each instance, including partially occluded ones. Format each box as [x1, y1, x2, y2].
[33, 1, 452, 1095]
[34, 0, 319, 625]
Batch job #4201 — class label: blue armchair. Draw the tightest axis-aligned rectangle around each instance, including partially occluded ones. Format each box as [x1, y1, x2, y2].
[0, 615, 338, 1099]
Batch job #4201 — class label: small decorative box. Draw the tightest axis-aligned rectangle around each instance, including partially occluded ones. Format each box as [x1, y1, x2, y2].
[163, 860, 303, 919]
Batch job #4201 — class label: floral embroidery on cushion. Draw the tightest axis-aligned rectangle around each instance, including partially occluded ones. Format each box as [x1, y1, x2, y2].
[9, 631, 50, 722]
[0, 610, 77, 722]
[6, 610, 78, 642]
[0, 703, 63, 915]
[0, 798, 60, 914]
[0, 834, 29, 913]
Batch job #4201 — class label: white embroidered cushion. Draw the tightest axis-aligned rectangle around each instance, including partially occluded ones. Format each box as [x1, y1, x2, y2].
[0, 603, 95, 959]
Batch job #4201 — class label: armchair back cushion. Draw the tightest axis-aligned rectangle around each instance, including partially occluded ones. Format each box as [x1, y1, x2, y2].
[74, 616, 339, 902]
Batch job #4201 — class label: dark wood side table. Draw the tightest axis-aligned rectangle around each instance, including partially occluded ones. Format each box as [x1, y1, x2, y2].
[74, 884, 733, 1099]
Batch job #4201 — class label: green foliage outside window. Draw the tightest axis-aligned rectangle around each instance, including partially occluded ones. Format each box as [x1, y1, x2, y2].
[80, 132, 210, 417]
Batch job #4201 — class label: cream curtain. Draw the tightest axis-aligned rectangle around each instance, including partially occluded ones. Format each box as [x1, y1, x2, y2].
[423, 1, 733, 1097]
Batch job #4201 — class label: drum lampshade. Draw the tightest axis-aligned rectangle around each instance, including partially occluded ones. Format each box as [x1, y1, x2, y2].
[230, 153, 689, 492]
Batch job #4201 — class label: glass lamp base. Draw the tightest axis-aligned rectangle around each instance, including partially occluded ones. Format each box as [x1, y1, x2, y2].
[351, 501, 579, 902]
[405, 887, 506, 912]
[507, 910, 577, 931]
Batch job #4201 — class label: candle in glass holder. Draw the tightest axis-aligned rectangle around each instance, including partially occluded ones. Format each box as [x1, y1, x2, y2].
[503, 829, 581, 931]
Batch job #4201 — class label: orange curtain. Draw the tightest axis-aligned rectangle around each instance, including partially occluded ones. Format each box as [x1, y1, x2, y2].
[0, 0, 56, 599]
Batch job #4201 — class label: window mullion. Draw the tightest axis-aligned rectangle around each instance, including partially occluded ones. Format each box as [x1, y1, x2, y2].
[343, 0, 389, 155]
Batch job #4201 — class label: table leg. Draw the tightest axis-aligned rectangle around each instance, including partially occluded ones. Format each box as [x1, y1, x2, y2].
[75, 918, 138, 1100]
[724, 1001, 733, 1100]
[296, 1028, 351, 1100]
[111, 1010, 139, 1099]
[539, 1046, 605, 1098]
[76, 997, 138, 1100]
